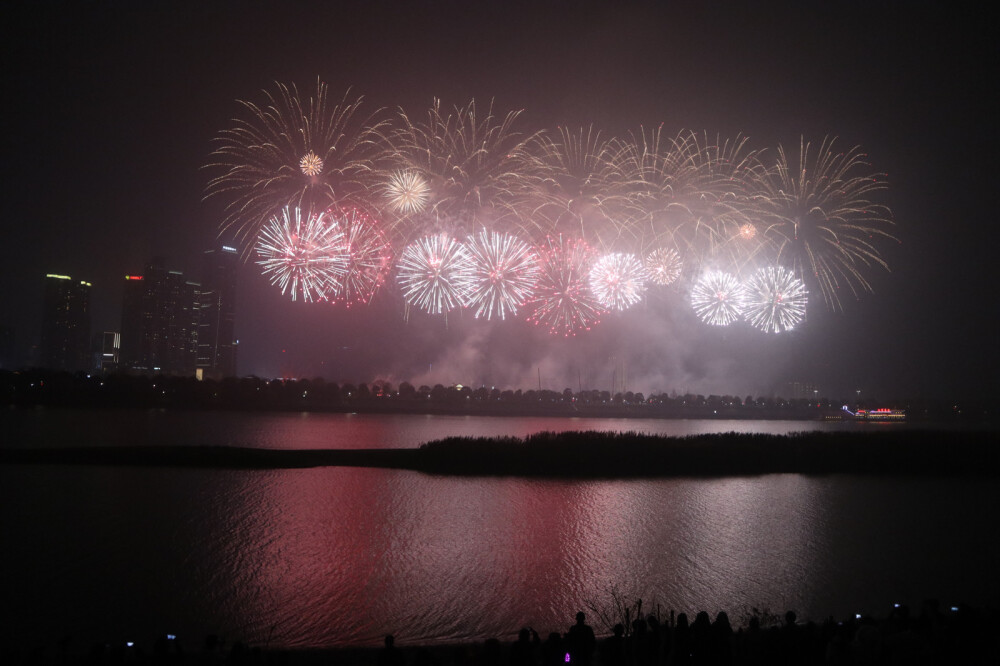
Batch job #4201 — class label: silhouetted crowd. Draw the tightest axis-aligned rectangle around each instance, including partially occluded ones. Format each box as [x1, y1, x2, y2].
[4, 601, 995, 666]
[450, 603, 995, 666]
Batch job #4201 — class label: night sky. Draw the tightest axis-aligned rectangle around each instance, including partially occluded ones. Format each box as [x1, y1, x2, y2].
[3, 1, 996, 400]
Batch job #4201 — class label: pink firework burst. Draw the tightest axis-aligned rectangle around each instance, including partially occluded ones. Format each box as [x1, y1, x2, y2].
[524, 236, 605, 336]
[323, 207, 393, 307]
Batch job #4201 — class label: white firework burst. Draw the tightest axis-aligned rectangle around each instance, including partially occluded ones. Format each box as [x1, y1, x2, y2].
[644, 247, 683, 286]
[464, 231, 539, 320]
[396, 234, 474, 315]
[742, 266, 808, 333]
[691, 271, 744, 326]
[255, 206, 347, 302]
[589, 253, 647, 311]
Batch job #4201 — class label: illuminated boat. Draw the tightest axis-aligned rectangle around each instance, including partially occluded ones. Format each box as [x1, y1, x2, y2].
[841, 406, 906, 421]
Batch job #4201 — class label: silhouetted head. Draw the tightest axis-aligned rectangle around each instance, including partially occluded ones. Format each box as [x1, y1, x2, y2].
[519, 628, 530, 642]
[714, 612, 731, 631]
[676, 613, 689, 629]
[576, 612, 586, 625]
[384, 635, 395, 648]
[613, 624, 624, 638]
[785, 610, 797, 627]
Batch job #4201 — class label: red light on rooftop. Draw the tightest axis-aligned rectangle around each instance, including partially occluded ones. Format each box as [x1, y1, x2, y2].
[125, 275, 144, 281]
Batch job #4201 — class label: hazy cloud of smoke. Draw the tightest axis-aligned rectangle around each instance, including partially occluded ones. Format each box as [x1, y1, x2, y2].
[398, 289, 804, 397]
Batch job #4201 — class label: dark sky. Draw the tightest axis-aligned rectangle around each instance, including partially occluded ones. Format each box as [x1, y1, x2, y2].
[2, 1, 996, 400]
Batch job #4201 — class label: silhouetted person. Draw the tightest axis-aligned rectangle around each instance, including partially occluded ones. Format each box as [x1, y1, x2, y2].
[601, 623, 625, 666]
[737, 616, 764, 666]
[710, 612, 733, 666]
[670, 613, 692, 665]
[510, 628, 539, 666]
[541, 632, 565, 666]
[483, 638, 503, 666]
[567, 612, 596, 666]
[780, 610, 804, 665]
[378, 634, 405, 666]
[689, 612, 712, 665]
[647, 614, 666, 666]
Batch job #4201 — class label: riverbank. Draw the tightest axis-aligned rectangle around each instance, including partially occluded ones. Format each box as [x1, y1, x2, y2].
[2, 430, 997, 477]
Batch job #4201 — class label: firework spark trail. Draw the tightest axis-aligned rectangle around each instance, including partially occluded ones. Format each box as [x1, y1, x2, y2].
[754, 136, 895, 310]
[589, 253, 647, 311]
[617, 128, 766, 274]
[396, 234, 475, 315]
[464, 231, 540, 320]
[524, 236, 605, 336]
[690, 270, 745, 326]
[742, 266, 808, 333]
[521, 126, 637, 248]
[382, 99, 539, 243]
[644, 247, 683, 286]
[324, 207, 393, 307]
[254, 206, 347, 302]
[205, 80, 387, 251]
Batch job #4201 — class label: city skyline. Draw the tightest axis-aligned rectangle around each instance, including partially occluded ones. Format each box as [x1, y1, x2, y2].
[2, 1, 996, 400]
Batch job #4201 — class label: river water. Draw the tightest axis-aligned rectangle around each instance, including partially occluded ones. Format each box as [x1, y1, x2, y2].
[1, 409, 996, 650]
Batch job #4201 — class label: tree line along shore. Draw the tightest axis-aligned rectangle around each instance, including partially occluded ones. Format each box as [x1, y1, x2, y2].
[2, 370, 996, 423]
[2, 430, 997, 477]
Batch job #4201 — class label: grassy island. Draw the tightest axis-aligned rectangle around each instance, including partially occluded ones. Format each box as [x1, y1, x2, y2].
[2, 430, 997, 477]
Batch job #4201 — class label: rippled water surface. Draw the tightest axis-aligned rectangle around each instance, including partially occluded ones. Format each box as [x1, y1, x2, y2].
[1, 409, 996, 649]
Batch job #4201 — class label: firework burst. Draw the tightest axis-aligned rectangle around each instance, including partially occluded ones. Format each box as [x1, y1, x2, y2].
[205, 80, 386, 250]
[396, 234, 475, 315]
[464, 231, 539, 320]
[383, 170, 431, 214]
[754, 136, 895, 310]
[589, 253, 647, 311]
[690, 270, 745, 326]
[524, 236, 605, 336]
[644, 247, 683, 286]
[254, 206, 347, 302]
[324, 207, 393, 307]
[299, 151, 324, 177]
[741, 266, 808, 333]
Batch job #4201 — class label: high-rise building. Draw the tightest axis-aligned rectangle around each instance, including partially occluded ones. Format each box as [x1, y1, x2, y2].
[40, 273, 91, 371]
[197, 244, 238, 379]
[119, 259, 201, 375]
[100, 331, 120, 372]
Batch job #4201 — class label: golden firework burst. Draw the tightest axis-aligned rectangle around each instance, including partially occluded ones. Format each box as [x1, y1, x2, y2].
[299, 151, 324, 176]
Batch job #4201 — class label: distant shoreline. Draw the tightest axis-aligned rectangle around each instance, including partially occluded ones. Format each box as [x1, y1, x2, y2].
[5, 369, 996, 424]
[2, 430, 997, 477]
